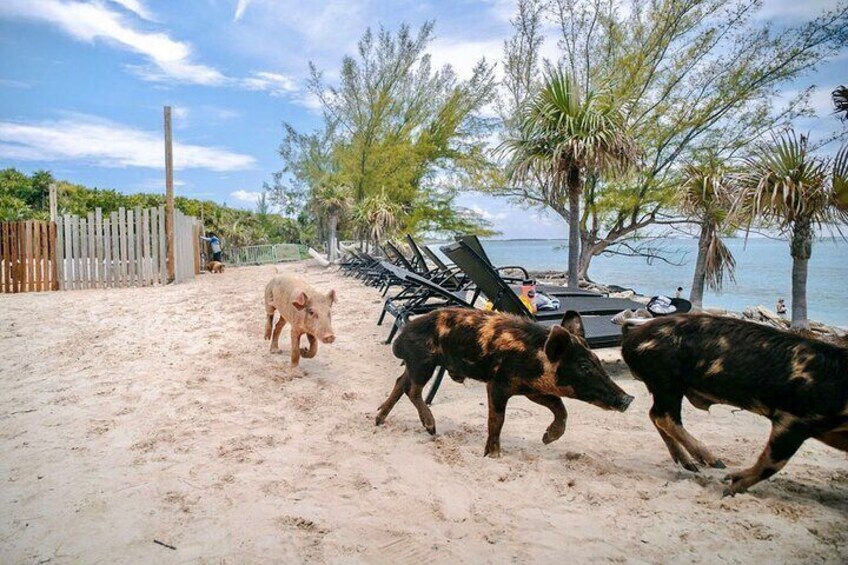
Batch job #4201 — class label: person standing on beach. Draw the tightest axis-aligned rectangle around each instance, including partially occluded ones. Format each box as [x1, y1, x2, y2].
[675, 287, 683, 299]
[776, 298, 787, 316]
[201, 233, 223, 262]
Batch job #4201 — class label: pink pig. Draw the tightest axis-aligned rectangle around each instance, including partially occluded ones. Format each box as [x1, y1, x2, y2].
[264, 274, 337, 367]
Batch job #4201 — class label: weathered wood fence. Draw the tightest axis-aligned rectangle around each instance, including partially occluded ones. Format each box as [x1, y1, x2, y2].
[1, 221, 60, 293]
[55, 206, 169, 290]
[1, 206, 202, 293]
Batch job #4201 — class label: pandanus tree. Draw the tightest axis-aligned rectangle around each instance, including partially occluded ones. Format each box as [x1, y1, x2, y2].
[833, 85, 848, 122]
[352, 188, 403, 252]
[736, 131, 848, 329]
[313, 182, 352, 262]
[501, 70, 636, 288]
[678, 159, 737, 308]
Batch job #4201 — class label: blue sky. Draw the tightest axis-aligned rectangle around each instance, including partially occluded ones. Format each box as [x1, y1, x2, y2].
[0, 0, 845, 239]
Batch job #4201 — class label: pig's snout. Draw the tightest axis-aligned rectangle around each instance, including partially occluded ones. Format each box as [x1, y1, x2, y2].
[617, 394, 634, 412]
[322, 334, 336, 344]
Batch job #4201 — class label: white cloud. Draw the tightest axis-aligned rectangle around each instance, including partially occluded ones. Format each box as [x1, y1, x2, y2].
[234, 0, 251, 21]
[230, 189, 263, 203]
[109, 0, 154, 21]
[758, 0, 842, 19]
[0, 78, 30, 88]
[428, 38, 502, 80]
[241, 71, 298, 96]
[0, 114, 256, 171]
[0, 0, 226, 86]
[468, 204, 508, 222]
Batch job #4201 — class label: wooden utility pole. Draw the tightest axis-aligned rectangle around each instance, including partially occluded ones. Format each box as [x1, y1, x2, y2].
[164, 106, 175, 283]
[48, 183, 58, 222]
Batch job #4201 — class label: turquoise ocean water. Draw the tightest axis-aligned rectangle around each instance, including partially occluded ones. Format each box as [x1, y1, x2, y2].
[430, 238, 848, 328]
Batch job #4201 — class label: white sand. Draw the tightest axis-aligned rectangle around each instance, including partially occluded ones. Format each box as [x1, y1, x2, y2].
[1, 261, 846, 563]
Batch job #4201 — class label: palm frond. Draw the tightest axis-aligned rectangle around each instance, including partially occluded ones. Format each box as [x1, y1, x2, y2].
[736, 130, 830, 229]
[833, 86, 848, 122]
[834, 143, 848, 212]
[703, 230, 736, 292]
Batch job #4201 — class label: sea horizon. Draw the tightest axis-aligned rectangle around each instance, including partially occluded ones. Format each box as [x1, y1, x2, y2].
[428, 237, 848, 328]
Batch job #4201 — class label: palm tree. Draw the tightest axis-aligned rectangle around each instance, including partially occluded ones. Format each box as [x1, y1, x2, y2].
[502, 70, 636, 288]
[353, 188, 402, 251]
[678, 158, 737, 308]
[833, 85, 848, 122]
[313, 183, 352, 262]
[835, 143, 848, 212]
[736, 131, 848, 329]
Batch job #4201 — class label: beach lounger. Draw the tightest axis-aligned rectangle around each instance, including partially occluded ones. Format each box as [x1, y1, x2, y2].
[378, 266, 476, 344]
[441, 240, 642, 343]
[456, 234, 602, 297]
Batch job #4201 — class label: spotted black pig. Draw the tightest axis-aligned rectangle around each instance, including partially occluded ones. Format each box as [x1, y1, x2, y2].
[375, 307, 634, 457]
[621, 313, 848, 496]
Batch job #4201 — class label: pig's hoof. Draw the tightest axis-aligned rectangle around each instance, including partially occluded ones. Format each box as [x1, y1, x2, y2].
[425, 424, 436, 435]
[542, 427, 565, 445]
[484, 446, 501, 458]
[680, 461, 700, 473]
[710, 459, 726, 469]
[375, 413, 385, 426]
[722, 480, 747, 497]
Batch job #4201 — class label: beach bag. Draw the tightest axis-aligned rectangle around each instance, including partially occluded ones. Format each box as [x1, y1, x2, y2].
[535, 291, 560, 311]
[647, 295, 676, 316]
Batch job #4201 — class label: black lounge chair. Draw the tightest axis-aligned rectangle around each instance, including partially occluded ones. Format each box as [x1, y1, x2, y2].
[441, 240, 643, 346]
[456, 235, 601, 297]
[377, 265, 476, 344]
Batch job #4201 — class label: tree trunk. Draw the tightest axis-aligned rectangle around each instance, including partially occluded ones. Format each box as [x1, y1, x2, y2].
[577, 238, 609, 282]
[689, 225, 711, 308]
[567, 168, 581, 288]
[789, 219, 812, 329]
[328, 213, 338, 262]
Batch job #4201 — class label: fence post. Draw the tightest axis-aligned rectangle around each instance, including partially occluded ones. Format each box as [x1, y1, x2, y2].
[164, 106, 176, 284]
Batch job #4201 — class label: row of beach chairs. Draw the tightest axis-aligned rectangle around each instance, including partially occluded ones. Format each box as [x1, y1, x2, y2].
[338, 235, 645, 403]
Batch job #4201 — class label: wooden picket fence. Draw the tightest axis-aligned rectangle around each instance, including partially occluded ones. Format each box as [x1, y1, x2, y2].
[0, 221, 60, 293]
[55, 206, 172, 290]
[0, 206, 201, 293]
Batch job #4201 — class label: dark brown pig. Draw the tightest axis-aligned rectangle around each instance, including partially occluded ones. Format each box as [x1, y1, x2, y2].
[375, 308, 634, 457]
[264, 274, 337, 367]
[621, 313, 848, 496]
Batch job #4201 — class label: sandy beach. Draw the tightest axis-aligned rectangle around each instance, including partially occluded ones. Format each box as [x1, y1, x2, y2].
[1, 260, 846, 563]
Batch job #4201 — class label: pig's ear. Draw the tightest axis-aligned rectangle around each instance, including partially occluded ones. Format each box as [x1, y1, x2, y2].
[545, 325, 573, 361]
[327, 289, 337, 304]
[560, 311, 585, 338]
[292, 292, 308, 310]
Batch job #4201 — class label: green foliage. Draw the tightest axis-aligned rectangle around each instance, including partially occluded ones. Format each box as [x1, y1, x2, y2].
[493, 0, 848, 279]
[501, 69, 635, 284]
[270, 22, 498, 245]
[0, 168, 303, 247]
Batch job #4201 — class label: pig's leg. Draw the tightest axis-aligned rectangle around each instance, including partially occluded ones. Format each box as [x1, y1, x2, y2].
[290, 330, 302, 367]
[270, 317, 287, 354]
[376, 370, 409, 426]
[650, 392, 725, 470]
[815, 430, 848, 451]
[264, 303, 276, 340]
[484, 382, 510, 458]
[526, 394, 567, 445]
[404, 372, 436, 436]
[301, 334, 318, 358]
[649, 400, 699, 472]
[723, 415, 808, 496]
